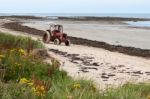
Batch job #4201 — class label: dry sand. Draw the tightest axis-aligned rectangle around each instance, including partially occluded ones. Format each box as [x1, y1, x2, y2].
[0, 18, 150, 89]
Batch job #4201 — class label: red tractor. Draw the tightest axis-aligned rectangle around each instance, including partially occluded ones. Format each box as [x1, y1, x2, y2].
[43, 24, 70, 46]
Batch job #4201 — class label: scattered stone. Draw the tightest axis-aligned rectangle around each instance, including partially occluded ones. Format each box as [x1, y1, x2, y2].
[126, 72, 131, 74]
[72, 61, 79, 64]
[100, 63, 104, 65]
[82, 67, 98, 70]
[131, 75, 140, 76]
[103, 79, 108, 81]
[118, 71, 124, 73]
[133, 71, 143, 74]
[108, 74, 116, 77]
[145, 72, 150, 74]
[101, 73, 106, 75]
[49, 48, 99, 66]
[122, 69, 126, 72]
[118, 65, 125, 68]
[92, 62, 99, 66]
[101, 75, 109, 79]
[105, 63, 110, 65]
[110, 66, 116, 70]
[80, 69, 89, 73]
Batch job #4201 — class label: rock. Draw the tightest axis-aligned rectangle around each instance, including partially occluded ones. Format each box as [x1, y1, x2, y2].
[110, 66, 116, 70]
[80, 69, 89, 73]
[31, 48, 48, 59]
[108, 74, 116, 77]
[118, 65, 125, 68]
[131, 75, 140, 76]
[101, 73, 106, 75]
[145, 72, 150, 74]
[101, 75, 109, 79]
[92, 62, 99, 66]
[133, 71, 143, 74]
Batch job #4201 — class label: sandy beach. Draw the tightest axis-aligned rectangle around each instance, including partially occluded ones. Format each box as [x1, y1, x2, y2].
[0, 16, 150, 89]
[21, 18, 150, 49]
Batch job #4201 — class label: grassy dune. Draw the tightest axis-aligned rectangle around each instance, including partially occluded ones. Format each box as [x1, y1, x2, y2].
[0, 33, 100, 99]
[0, 33, 150, 99]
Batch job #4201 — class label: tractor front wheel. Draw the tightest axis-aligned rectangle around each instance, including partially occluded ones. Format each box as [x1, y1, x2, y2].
[54, 39, 61, 45]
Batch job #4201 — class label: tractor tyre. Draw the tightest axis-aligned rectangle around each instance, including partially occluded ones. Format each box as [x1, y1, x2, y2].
[65, 40, 70, 46]
[54, 39, 61, 45]
[43, 31, 50, 43]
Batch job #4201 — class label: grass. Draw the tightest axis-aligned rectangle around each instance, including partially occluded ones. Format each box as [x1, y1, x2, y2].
[0, 33, 100, 99]
[0, 32, 150, 99]
[0, 33, 43, 49]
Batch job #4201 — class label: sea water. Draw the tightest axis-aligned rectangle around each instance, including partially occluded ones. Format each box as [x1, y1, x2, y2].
[127, 21, 150, 27]
[1, 13, 150, 27]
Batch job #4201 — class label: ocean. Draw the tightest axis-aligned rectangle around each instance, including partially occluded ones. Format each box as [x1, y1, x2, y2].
[0, 13, 150, 18]
[1, 13, 150, 27]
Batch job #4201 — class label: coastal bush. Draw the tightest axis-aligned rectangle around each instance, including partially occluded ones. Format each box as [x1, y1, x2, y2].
[0, 33, 43, 50]
[0, 33, 100, 99]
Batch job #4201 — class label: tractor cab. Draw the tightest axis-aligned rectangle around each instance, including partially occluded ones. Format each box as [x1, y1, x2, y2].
[50, 24, 63, 34]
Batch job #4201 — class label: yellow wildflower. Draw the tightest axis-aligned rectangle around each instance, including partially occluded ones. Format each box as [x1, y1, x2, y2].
[0, 55, 4, 59]
[28, 82, 34, 86]
[147, 96, 150, 99]
[35, 85, 45, 96]
[14, 62, 21, 67]
[73, 83, 81, 89]
[18, 48, 26, 55]
[10, 49, 15, 52]
[19, 78, 29, 84]
[31, 87, 36, 93]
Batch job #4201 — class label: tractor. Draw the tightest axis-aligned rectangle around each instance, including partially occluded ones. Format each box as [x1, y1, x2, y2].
[43, 24, 70, 46]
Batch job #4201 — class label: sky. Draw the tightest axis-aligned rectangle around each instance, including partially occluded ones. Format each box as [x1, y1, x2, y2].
[0, 0, 149, 13]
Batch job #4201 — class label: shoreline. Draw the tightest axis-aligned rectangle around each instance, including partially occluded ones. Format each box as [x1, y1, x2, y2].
[0, 15, 44, 19]
[2, 22, 150, 58]
[0, 15, 150, 21]
[58, 16, 150, 21]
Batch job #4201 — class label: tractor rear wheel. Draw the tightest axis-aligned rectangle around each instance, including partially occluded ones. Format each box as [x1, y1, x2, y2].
[54, 39, 61, 45]
[43, 31, 50, 43]
[65, 40, 70, 46]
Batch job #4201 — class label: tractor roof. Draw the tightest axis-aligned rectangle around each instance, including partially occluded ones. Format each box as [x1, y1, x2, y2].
[50, 24, 63, 27]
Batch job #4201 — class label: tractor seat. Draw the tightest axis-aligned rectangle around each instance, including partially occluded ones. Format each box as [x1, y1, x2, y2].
[53, 30, 60, 33]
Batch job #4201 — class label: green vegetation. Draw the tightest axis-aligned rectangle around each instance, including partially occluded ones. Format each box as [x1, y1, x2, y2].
[0, 32, 150, 99]
[0, 33, 100, 99]
[100, 83, 150, 99]
[0, 33, 43, 49]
